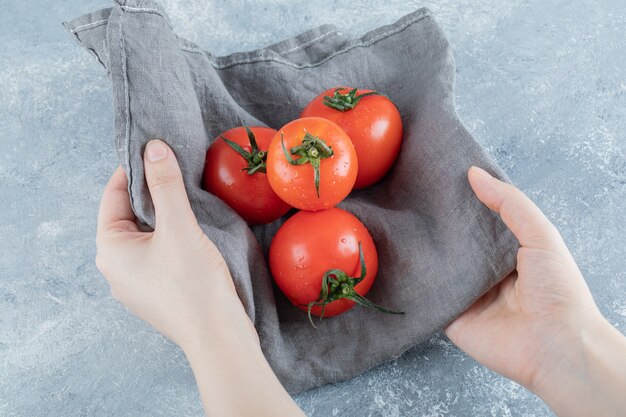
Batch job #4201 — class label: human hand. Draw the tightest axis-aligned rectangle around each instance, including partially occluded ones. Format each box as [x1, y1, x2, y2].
[96, 140, 304, 417]
[445, 166, 626, 417]
[96, 139, 256, 351]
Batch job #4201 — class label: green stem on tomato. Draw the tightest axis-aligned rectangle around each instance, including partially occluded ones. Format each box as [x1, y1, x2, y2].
[281, 131, 334, 197]
[322, 87, 384, 112]
[221, 126, 267, 175]
[305, 242, 404, 328]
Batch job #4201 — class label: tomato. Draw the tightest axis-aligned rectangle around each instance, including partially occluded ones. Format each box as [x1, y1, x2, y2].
[269, 208, 402, 325]
[266, 117, 357, 211]
[301, 87, 403, 189]
[202, 126, 291, 224]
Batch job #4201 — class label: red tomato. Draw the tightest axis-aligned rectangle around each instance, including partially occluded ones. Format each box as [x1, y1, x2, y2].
[269, 208, 402, 324]
[266, 117, 357, 211]
[202, 126, 291, 224]
[301, 87, 403, 189]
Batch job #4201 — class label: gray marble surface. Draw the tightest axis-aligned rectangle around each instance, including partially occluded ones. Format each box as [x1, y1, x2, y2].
[1, 0, 624, 416]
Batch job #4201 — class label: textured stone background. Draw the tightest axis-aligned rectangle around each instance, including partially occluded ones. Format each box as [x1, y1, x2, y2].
[1, 0, 624, 416]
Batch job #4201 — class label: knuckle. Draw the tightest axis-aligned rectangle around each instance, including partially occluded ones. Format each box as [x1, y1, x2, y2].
[148, 171, 181, 191]
[95, 254, 107, 274]
[95, 236, 107, 253]
[543, 221, 564, 244]
[525, 219, 563, 249]
[504, 183, 525, 203]
[110, 286, 119, 300]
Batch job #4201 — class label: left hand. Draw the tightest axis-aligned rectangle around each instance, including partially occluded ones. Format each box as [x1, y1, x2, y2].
[96, 139, 257, 351]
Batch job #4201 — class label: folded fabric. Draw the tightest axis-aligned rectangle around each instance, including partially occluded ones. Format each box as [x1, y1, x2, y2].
[64, 0, 518, 393]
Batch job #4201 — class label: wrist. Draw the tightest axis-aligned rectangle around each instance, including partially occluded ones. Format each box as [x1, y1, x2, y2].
[529, 312, 626, 416]
[180, 303, 306, 417]
[179, 294, 260, 357]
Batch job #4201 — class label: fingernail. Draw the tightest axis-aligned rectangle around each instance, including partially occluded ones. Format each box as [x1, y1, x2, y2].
[469, 166, 493, 180]
[145, 140, 168, 162]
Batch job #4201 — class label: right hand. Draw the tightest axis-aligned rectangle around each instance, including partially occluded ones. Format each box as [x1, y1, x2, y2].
[446, 166, 626, 416]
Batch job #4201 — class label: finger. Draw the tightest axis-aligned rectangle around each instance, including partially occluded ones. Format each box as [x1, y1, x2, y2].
[97, 166, 139, 235]
[143, 139, 196, 232]
[468, 166, 562, 250]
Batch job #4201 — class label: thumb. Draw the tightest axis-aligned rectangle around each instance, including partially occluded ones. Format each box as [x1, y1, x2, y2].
[143, 139, 196, 232]
[468, 166, 564, 251]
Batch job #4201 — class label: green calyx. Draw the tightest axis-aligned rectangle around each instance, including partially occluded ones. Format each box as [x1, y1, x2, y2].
[221, 126, 267, 175]
[306, 242, 405, 328]
[322, 87, 383, 112]
[281, 131, 334, 197]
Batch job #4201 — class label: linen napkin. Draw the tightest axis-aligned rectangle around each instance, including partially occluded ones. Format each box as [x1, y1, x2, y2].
[64, 0, 518, 393]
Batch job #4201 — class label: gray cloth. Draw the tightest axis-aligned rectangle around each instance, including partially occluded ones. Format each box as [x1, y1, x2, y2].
[64, 0, 518, 393]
